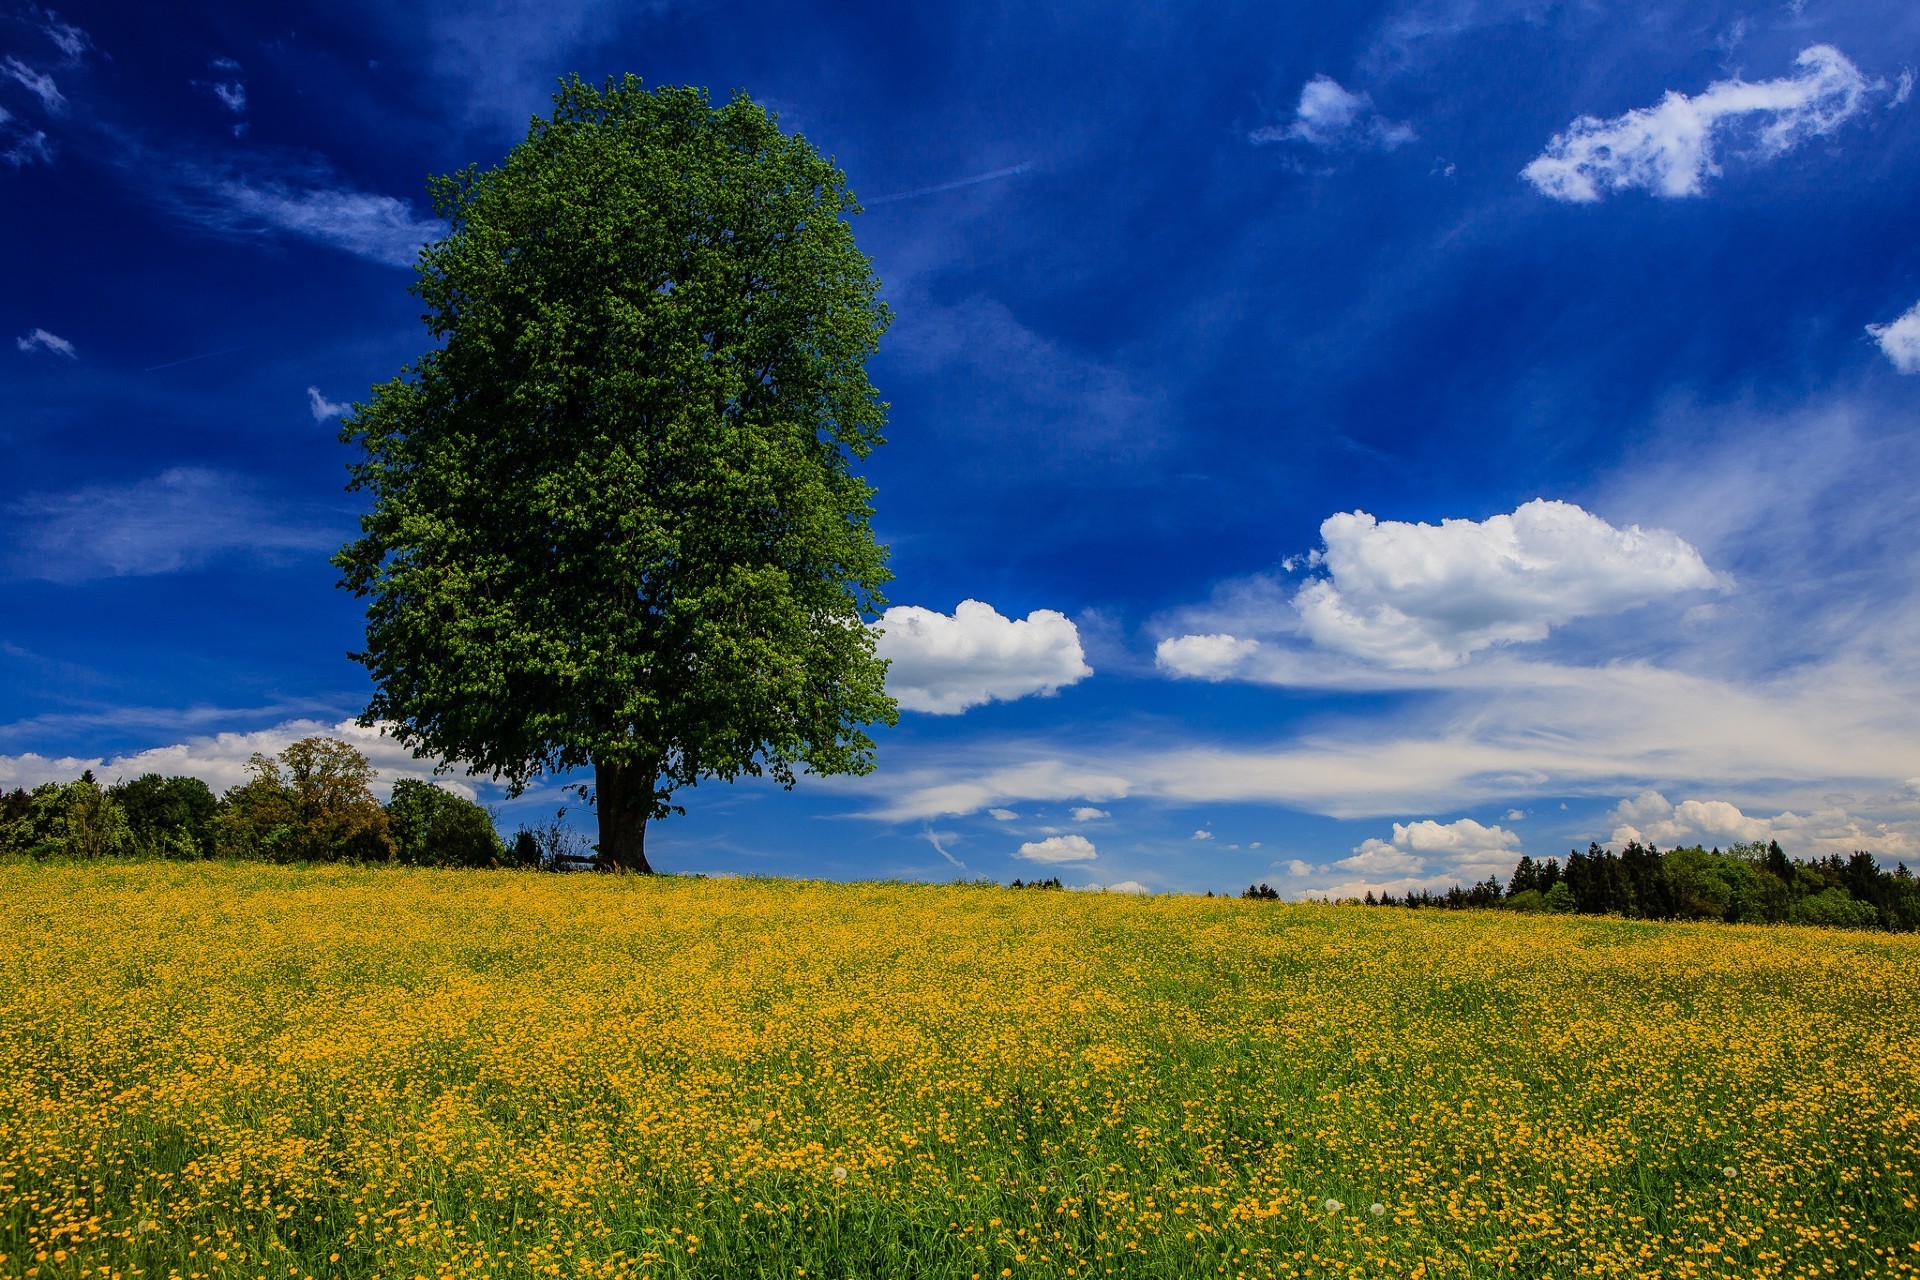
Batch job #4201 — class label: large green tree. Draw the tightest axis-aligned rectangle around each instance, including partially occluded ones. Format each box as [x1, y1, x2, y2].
[336, 77, 897, 873]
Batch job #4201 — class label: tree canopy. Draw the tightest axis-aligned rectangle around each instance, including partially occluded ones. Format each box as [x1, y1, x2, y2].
[335, 77, 897, 872]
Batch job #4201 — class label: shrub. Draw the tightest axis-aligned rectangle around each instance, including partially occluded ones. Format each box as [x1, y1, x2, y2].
[109, 773, 217, 859]
[4, 776, 133, 859]
[385, 778, 507, 867]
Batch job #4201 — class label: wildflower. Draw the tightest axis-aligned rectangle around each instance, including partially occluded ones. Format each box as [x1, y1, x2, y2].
[1723, 1166, 1737, 1178]
[1324, 1199, 1343, 1213]
[832, 1166, 849, 1182]
[1370, 1203, 1386, 1216]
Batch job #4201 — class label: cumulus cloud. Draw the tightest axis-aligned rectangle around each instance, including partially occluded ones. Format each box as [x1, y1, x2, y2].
[1867, 301, 1920, 374]
[988, 807, 1018, 821]
[1070, 879, 1149, 894]
[1253, 75, 1416, 150]
[1070, 807, 1109, 821]
[16, 328, 75, 358]
[1608, 790, 1912, 858]
[307, 386, 350, 420]
[0, 718, 469, 800]
[1340, 817, 1520, 878]
[873, 599, 1092, 714]
[1015, 833, 1097, 864]
[5, 467, 338, 581]
[1289, 500, 1720, 669]
[1155, 633, 1258, 680]
[1191, 829, 1213, 841]
[1523, 45, 1879, 202]
[2, 56, 65, 113]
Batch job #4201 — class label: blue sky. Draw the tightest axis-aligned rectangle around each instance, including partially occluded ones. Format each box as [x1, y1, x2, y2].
[6, 0, 1920, 894]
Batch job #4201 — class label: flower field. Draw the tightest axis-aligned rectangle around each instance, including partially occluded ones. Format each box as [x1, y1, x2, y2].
[1, 862, 1916, 1279]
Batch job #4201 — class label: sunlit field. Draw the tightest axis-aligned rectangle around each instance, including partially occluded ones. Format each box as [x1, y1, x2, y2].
[1, 863, 1916, 1279]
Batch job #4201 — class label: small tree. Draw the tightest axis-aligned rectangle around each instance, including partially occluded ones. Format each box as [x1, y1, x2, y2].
[386, 778, 506, 867]
[216, 737, 394, 863]
[336, 77, 896, 872]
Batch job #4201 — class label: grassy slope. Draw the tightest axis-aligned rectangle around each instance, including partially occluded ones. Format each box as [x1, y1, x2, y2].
[0, 861, 1916, 1279]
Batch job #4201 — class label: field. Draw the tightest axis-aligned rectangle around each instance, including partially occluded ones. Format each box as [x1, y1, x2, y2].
[1, 863, 1916, 1280]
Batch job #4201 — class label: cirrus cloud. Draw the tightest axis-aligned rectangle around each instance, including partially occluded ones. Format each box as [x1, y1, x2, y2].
[1523, 45, 1881, 202]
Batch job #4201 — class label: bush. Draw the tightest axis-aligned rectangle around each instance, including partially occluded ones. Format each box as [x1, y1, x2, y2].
[1543, 881, 1576, 913]
[386, 778, 507, 867]
[1787, 887, 1880, 929]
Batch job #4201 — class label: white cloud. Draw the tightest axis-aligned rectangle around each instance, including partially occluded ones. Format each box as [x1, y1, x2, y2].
[1607, 790, 1912, 858]
[0, 718, 471, 800]
[1290, 500, 1719, 669]
[1338, 817, 1520, 879]
[1190, 829, 1213, 840]
[16, 328, 75, 358]
[1070, 879, 1149, 894]
[307, 386, 350, 420]
[1070, 806, 1109, 821]
[1523, 45, 1878, 202]
[1155, 633, 1258, 680]
[1280, 859, 1314, 877]
[922, 828, 965, 869]
[1253, 75, 1416, 151]
[874, 599, 1092, 714]
[988, 807, 1018, 821]
[1014, 833, 1098, 864]
[2, 56, 65, 113]
[1867, 301, 1920, 374]
[5, 467, 338, 581]
[1504, 808, 1526, 821]
[210, 81, 246, 113]
[214, 179, 440, 268]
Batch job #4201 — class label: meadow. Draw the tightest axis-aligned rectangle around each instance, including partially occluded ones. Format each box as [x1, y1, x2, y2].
[1, 862, 1916, 1280]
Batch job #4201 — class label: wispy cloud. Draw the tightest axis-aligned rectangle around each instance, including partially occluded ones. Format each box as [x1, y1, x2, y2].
[15, 327, 75, 358]
[1523, 45, 1882, 202]
[1252, 75, 1415, 151]
[37, 11, 91, 63]
[865, 163, 1033, 206]
[2, 55, 65, 113]
[6, 467, 339, 581]
[307, 386, 350, 420]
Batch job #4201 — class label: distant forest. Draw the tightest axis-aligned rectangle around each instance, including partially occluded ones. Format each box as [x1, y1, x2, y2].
[0, 737, 585, 870]
[1244, 840, 1920, 932]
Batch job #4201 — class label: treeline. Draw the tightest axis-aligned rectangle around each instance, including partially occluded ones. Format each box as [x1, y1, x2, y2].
[0, 736, 577, 869]
[1297, 840, 1917, 932]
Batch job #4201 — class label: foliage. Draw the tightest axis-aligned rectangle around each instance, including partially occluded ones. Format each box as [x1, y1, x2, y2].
[1007, 876, 1062, 890]
[1352, 838, 1920, 932]
[0, 773, 133, 859]
[1242, 882, 1281, 900]
[108, 772, 217, 858]
[335, 75, 897, 871]
[384, 778, 507, 867]
[1, 862, 1917, 1279]
[214, 737, 395, 864]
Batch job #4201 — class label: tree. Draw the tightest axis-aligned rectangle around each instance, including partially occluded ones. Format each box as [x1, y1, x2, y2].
[216, 737, 394, 863]
[336, 77, 896, 873]
[110, 773, 217, 858]
[5, 777, 132, 859]
[385, 778, 506, 867]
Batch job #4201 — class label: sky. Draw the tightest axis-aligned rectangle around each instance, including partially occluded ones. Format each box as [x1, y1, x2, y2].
[6, 0, 1920, 896]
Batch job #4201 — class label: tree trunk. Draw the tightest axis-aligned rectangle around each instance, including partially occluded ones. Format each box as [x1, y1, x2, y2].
[593, 757, 656, 874]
